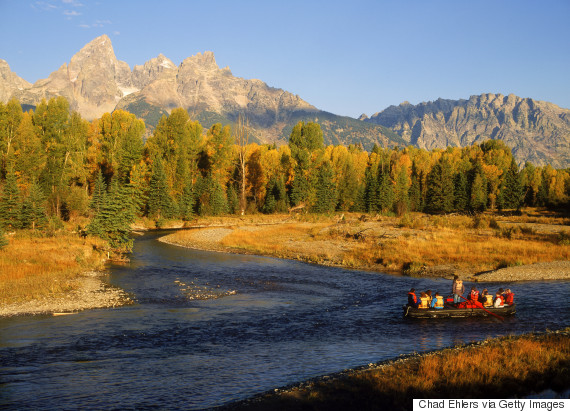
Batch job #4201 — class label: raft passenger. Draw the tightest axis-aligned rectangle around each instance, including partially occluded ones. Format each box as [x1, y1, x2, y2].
[431, 292, 444, 310]
[425, 290, 433, 306]
[504, 289, 514, 305]
[418, 292, 429, 309]
[469, 286, 479, 302]
[452, 275, 464, 305]
[493, 291, 504, 308]
[407, 288, 419, 308]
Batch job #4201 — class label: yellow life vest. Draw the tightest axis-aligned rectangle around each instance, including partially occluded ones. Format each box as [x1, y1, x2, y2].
[419, 296, 429, 309]
[484, 294, 493, 307]
[434, 295, 444, 308]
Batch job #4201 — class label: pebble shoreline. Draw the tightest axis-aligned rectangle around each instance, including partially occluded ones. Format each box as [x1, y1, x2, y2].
[0, 271, 133, 318]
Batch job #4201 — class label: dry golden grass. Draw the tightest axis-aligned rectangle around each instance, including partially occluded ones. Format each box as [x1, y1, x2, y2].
[0, 231, 106, 304]
[180, 211, 570, 275]
[237, 330, 570, 410]
[349, 229, 570, 273]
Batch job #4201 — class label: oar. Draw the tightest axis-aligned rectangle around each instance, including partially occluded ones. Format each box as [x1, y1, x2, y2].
[460, 294, 504, 321]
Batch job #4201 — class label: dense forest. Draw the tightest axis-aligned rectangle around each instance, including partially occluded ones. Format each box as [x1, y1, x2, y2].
[0, 97, 569, 251]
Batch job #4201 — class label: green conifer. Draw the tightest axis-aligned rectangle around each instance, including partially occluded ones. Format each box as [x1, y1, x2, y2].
[453, 172, 469, 212]
[0, 171, 22, 230]
[502, 159, 523, 210]
[313, 161, 337, 214]
[21, 181, 47, 230]
[89, 170, 107, 214]
[147, 157, 177, 219]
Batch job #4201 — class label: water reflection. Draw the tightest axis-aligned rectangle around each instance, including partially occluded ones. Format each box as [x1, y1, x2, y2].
[0, 231, 568, 409]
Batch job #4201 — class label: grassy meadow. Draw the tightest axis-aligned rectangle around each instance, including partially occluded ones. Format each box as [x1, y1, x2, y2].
[191, 210, 570, 276]
[232, 330, 569, 410]
[0, 228, 106, 305]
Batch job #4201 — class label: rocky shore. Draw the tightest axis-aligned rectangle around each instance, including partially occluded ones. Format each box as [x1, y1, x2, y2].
[160, 226, 570, 282]
[0, 271, 133, 318]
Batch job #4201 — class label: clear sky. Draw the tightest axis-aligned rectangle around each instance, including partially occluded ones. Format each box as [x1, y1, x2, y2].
[1, 0, 569, 117]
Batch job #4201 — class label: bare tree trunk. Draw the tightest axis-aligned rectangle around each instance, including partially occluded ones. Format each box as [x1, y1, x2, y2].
[234, 115, 249, 216]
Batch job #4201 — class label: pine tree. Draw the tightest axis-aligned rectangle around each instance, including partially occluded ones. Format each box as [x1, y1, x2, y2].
[425, 161, 454, 214]
[0, 170, 21, 230]
[453, 172, 469, 212]
[364, 168, 379, 212]
[196, 174, 228, 216]
[20, 181, 47, 230]
[377, 168, 394, 213]
[502, 159, 523, 210]
[147, 157, 176, 220]
[313, 161, 337, 214]
[89, 170, 107, 214]
[409, 162, 421, 212]
[226, 184, 239, 214]
[87, 178, 137, 252]
[178, 178, 195, 221]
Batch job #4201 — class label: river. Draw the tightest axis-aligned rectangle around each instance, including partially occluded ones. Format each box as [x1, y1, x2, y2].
[1, 231, 569, 409]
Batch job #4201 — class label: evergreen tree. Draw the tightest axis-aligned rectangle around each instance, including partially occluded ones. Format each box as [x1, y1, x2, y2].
[263, 176, 288, 214]
[196, 174, 228, 216]
[20, 181, 47, 230]
[0, 170, 21, 230]
[226, 184, 239, 214]
[377, 170, 394, 212]
[313, 161, 337, 214]
[502, 159, 523, 210]
[409, 162, 421, 212]
[425, 161, 454, 214]
[147, 157, 176, 220]
[89, 169, 107, 214]
[87, 178, 137, 252]
[453, 172, 469, 212]
[364, 168, 379, 212]
[178, 178, 195, 221]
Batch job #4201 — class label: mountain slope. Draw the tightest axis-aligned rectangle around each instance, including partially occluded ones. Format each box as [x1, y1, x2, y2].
[4, 35, 400, 149]
[363, 94, 570, 167]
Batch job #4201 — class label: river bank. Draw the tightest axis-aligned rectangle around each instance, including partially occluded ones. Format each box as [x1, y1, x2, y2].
[160, 212, 570, 282]
[0, 230, 133, 318]
[0, 270, 133, 317]
[225, 328, 570, 410]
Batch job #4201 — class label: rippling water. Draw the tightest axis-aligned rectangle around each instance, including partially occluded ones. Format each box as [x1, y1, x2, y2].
[1, 231, 569, 409]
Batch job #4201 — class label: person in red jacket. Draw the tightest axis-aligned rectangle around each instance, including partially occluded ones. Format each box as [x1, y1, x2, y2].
[407, 288, 419, 308]
[469, 286, 479, 301]
[504, 288, 515, 305]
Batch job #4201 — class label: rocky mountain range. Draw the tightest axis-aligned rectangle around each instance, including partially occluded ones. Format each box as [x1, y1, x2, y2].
[362, 94, 570, 168]
[1, 35, 568, 167]
[0, 35, 397, 149]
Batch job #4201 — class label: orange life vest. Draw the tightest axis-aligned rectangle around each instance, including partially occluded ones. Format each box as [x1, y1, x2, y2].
[505, 292, 514, 305]
[408, 292, 417, 304]
[470, 290, 479, 300]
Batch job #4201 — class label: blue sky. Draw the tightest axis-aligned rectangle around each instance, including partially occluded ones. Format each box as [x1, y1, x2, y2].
[1, 0, 569, 117]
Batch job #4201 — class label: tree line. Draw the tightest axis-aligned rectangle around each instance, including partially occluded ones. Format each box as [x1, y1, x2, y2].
[0, 97, 569, 251]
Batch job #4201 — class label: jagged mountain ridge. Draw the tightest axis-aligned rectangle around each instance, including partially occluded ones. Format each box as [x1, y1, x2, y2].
[362, 94, 570, 168]
[1, 35, 397, 149]
[1, 35, 568, 166]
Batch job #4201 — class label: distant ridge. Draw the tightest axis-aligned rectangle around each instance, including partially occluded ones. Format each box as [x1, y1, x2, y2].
[0, 35, 568, 166]
[362, 94, 570, 167]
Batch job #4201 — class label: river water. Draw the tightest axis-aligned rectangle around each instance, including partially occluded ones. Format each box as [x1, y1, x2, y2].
[1, 231, 569, 409]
